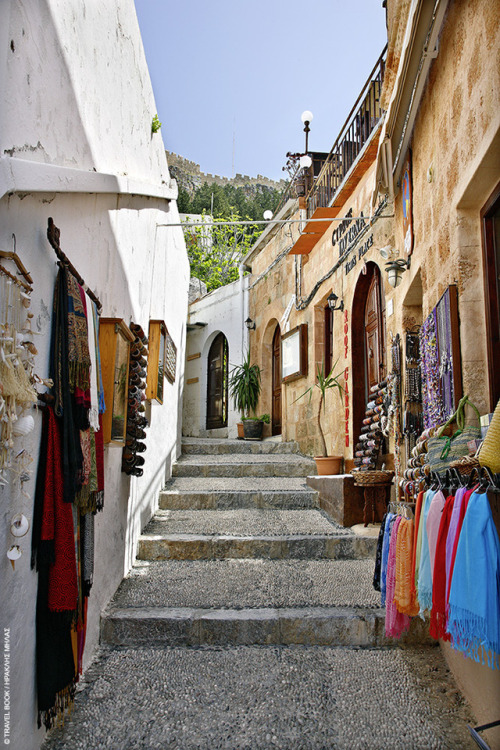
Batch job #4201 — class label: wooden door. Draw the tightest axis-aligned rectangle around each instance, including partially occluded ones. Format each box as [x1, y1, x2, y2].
[206, 333, 228, 429]
[364, 271, 385, 391]
[272, 324, 282, 435]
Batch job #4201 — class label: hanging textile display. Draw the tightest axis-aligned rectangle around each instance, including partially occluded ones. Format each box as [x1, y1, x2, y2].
[373, 468, 500, 671]
[31, 222, 106, 728]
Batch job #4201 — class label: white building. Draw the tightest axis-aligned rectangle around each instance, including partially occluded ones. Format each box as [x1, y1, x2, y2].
[0, 2, 189, 747]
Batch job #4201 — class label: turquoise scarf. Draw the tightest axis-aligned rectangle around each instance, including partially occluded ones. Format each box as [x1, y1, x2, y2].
[447, 491, 500, 670]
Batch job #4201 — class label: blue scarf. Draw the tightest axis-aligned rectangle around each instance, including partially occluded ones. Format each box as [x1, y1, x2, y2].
[447, 491, 500, 670]
[417, 490, 436, 613]
[380, 513, 395, 607]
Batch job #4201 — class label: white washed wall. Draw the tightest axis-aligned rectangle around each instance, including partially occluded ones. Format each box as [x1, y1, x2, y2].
[0, 2, 189, 748]
[183, 276, 249, 438]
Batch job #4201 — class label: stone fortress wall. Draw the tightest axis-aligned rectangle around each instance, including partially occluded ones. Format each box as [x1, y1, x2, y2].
[166, 151, 287, 193]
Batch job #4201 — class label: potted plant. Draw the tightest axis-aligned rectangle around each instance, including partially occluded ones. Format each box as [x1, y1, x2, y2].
[229, 352, 263, 439]
[242, 413, 270, 440]
[295, 360, 344, 475]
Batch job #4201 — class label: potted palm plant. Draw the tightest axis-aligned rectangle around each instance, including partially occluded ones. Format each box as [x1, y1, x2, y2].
[296, 360, 344, 474]
[229, 352, 264, 439]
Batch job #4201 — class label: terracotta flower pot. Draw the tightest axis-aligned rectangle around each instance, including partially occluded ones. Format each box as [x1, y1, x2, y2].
[314, 456, 343, 475]
[237, 422, 245, 439]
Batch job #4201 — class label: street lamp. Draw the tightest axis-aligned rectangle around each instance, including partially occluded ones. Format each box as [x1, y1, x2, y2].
[385, 258, 411, 288]
[301, 110, 314, 153]
[245, 317, 256, 331]
[327, 292, 344, 312]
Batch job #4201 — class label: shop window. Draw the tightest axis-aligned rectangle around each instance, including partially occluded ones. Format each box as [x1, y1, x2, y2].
[281, 324, 308, 383]
[99, 318, 135, 444]
[147, 320, 167, 404]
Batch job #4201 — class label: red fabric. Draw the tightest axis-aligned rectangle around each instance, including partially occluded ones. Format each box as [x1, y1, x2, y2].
[429, 494, 454, 640]
[409, 490, 424, 605]
[40, 407, 78, 612]
[446, 486, 476, 604]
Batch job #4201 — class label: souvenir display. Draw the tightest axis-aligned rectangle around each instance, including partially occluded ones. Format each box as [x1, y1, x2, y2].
[30, 220, 106, 729]
[122, 322, 149, 476]
[373, 463, 500, 670]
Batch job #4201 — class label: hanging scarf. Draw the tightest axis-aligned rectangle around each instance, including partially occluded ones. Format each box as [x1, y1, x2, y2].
[92, 303, 106, 415]
[447, 491, 500, 669]
[445, 488, 466, 585]
[81, 510, 94, 597]
[394, 517, 419, 616]
[94, 414, 105, 511]
[415, 490, 435, 597]
[409, 490, 424, 606]
[85, 292, 100, 431]
[49, 268, 83, 502]
[32, 406, 77, 729]
[446, 486, 476, 604]
[417, 490, 437, 611]
[385, 516, 411, 638]
[373, 512, 387, 591]
[66, 272, 91, 393]
[429, 494, 455, 641]
[426, 490, 446, 580]
[381, 513, 396, 606]
[34, 407, 78, 611]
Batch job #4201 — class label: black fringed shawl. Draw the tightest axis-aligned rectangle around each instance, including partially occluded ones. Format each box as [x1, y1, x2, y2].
[50, 267, 83, 502]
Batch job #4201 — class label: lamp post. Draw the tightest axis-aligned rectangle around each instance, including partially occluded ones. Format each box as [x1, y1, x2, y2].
[301, 110, 313, 153]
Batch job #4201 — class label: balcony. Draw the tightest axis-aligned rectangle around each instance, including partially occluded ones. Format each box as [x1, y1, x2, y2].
[290, 46, 387, 255]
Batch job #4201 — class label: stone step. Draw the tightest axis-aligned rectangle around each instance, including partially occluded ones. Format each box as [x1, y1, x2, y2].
[44, 645, 474, 750]
[159, 485, 319, 510]
[172, 453, 316, 478]
[107, 559, 381, 610]
[101, 604, 430, 648]
[181, 437, 301, 455]
[137, 510, 376, 561]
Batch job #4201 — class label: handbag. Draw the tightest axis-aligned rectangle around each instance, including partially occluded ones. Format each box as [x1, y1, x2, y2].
[478, 398, 500, 473]
[427, 395, 481, 475]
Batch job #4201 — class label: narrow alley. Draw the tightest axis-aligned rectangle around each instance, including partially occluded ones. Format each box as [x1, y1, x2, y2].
[43, 438, 474, 749]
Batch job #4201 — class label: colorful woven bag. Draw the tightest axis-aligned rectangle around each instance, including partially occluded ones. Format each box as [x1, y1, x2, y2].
[427, 395, 481, 476]
[478, 398, 500, 474]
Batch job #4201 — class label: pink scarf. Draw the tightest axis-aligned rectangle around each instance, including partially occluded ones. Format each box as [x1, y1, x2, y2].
[385, 516, 411, 638]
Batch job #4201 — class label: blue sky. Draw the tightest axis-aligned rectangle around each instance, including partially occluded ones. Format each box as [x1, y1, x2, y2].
[134, 1, 388, 182]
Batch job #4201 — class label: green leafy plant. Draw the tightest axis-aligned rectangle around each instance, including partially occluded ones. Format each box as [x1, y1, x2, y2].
[243, 413, 270, 423]
[295, 360, 344, 457]
[151, 114, 162, 134]
[229, 351, 262, 419]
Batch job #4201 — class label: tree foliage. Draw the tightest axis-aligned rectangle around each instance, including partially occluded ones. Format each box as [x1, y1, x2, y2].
[184, 210, 260, 292]
[181, 180, 282, 292]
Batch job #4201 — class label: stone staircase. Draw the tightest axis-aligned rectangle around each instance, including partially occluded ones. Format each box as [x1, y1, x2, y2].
[43, 438, 474, 749]
[101, 438, 426, 649]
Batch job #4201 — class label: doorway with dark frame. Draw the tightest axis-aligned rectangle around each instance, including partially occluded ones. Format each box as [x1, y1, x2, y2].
[206, 332, 228, 430]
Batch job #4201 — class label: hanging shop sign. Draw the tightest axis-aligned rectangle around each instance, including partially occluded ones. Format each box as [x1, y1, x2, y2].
[402, 150, 414, 256]
[332, 208, 367, 258]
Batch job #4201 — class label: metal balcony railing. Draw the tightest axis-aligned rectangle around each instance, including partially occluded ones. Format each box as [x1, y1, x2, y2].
[306, 45, 387, 217]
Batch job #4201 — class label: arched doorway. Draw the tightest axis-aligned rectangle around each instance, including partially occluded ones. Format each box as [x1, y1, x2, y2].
[272, 324, 282, 435]
[351, 262, 386, 442]
[206, 332, 228, 430]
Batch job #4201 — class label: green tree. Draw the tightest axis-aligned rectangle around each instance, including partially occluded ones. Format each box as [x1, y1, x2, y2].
[184, 210, 261, 293]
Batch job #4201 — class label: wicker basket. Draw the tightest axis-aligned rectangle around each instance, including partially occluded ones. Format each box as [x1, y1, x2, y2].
[351, 469, 394, 486]
[449, 455, 480, 477]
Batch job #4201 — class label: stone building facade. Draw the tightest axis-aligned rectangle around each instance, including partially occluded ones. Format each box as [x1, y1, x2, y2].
[245, 0, 499, 740]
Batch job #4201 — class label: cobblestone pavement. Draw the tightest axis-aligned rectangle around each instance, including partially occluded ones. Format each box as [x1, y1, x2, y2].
[43, 644, 475, 750]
